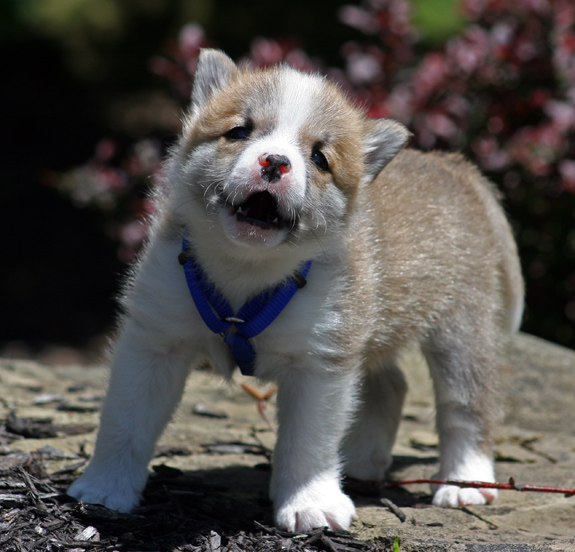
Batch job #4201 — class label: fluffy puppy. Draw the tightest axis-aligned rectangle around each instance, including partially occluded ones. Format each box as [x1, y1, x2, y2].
[68, 49, 524, 532]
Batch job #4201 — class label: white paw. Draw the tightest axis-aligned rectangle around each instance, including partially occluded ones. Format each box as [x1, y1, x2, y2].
[431, 450, 497, 508]
[274, 479, 357, 532]
[432, 484, 497, 508]
[68, 466, 146, 513]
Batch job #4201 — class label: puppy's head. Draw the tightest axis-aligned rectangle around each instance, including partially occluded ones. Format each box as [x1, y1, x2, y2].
[174, 49, 409, 253]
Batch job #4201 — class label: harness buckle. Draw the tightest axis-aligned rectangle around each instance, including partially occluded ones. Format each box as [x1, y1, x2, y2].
[223, 316, 246, 324]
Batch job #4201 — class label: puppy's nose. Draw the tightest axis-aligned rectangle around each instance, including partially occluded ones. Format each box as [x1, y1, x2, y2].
[259, 154, 291, 183]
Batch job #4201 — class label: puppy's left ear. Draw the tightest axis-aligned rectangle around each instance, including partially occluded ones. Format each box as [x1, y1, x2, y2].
[363, 119, 411, 182]
[191, 49, 238, 114]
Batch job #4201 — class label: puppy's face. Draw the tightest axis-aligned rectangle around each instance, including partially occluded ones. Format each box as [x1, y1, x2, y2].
[177, 50, 409, 252]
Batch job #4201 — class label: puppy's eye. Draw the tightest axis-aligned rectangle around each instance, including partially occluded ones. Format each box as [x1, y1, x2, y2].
[224, 125, 252, 141]
[311, 147, 330, 172]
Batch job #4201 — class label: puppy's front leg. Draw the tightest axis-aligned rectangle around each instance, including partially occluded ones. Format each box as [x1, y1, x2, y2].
[68, 320, 192, 512]
[270, 368, 358, 532]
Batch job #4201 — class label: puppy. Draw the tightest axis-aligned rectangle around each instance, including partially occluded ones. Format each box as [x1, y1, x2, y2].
[68, 49, 524, 532]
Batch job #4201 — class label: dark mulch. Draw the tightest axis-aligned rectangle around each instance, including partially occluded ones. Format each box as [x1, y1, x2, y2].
[0, 415, 395, 552]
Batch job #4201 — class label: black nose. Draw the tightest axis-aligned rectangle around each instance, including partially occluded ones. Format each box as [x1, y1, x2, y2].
[259, 154, 291, 183]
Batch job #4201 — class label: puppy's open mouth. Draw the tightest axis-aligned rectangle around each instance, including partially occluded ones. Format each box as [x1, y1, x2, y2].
[232, 191, 287, 230]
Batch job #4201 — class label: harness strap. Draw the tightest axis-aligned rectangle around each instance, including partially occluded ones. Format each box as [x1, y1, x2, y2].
[180, 238, 311, 376]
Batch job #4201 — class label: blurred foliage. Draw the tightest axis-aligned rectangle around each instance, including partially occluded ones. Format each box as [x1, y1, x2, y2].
[2, 0, 574, 351]
[411, 0, 467, 44]
[14, 0, 208, 83]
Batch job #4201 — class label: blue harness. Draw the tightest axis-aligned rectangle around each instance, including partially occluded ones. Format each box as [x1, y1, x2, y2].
[179, 238, 312, 376]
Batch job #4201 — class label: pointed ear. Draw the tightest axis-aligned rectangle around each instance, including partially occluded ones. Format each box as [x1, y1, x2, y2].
[363, 119, 411, 182]
[191, 49, 237, 113]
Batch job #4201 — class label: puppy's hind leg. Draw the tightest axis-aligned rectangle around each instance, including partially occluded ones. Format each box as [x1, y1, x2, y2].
[342, 360, 407, 481]
[423, 319, 501, 508]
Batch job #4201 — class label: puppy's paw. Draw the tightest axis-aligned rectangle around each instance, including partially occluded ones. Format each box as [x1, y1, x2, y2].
[431, 452, 497, 508]
[274, 479, 357, 532]
[432, 484, 497, 508]
[68, 469, 144, 513]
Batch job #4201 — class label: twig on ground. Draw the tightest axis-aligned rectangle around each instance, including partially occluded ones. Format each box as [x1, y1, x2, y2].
[241, 383, 277, 433]
[460, 506, 498, 530]
[380, 498, 406, 522]
[383, 476, 575, 497]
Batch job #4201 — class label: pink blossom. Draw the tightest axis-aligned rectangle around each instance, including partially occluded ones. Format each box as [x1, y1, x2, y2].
[178, 23, 205, 57]
[426, 112, 459, 140]
[284, 49, 317, 72]
[472, 136, 510, 171]
[346, 52, 384, 85]
[447, 26, 490, 75]
[442, 95, 471, 119]
[338, 5, 380, 34]
[411, 53, 450, 102]
[559, 160, 575, 192]
[120, 219, 147, 248]
[249, 38, 285, 67]
[545, 100, 575, 133]
[509, 124, 564, 175]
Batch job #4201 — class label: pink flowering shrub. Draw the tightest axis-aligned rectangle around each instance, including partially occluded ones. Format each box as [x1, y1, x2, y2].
[338, 0, 575, 181]
[53, 0, 575, 346]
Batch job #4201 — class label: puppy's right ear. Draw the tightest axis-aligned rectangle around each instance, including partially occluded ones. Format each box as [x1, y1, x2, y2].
[191, 49, 237, 113]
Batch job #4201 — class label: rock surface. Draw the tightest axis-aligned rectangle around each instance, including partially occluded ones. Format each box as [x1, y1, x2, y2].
[1, 332, 574, 551]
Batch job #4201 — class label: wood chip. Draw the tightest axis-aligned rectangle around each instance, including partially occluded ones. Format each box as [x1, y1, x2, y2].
[74, 525, 99, 541]
[0, 493, 28, 507]
[32, 393, 64, 405]
[202, 442, 269, 455]
[192, 402, 229, 419]
[3, 412, 96, 439]
[56, 401, 100, 413]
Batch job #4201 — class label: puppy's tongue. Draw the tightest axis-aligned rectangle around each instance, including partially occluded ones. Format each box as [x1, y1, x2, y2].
[235, 192, 280, 229]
